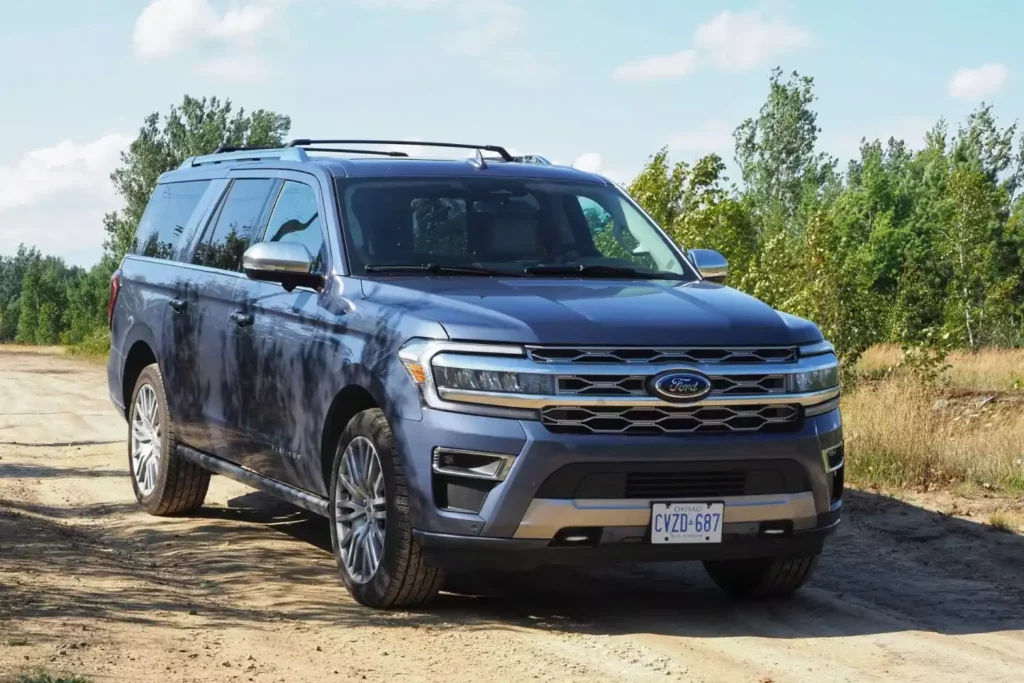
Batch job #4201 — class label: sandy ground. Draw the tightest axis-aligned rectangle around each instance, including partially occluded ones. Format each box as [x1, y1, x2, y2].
[1, 348, 1023, 683]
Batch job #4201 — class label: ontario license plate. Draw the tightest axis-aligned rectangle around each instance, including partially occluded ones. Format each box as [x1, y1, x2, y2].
[650, 502, 724, 544]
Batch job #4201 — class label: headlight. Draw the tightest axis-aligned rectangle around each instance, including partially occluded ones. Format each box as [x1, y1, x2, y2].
[434, 366, 554, 395]
[788, 364, 839, 393]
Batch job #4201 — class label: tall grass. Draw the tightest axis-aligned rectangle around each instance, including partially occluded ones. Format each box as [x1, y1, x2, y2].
[844, 349, 1024, 491]
[857, 344, 1024, 391]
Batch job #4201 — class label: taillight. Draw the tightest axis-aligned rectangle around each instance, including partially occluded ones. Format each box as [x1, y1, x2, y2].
[108, 269, 121, 329]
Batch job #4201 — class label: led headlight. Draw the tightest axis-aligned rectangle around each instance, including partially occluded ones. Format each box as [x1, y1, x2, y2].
[788, 364, 840, 393]
[433, 366, 554, 395]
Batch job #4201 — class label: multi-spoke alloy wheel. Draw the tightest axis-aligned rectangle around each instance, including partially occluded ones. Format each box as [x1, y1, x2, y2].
[335, 436, 387, 583]
[131, 384, 161, 496]
[127, 363, 210, 515]
[329, 408, 444, 608]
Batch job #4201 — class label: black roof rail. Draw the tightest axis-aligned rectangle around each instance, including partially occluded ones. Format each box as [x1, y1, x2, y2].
[286, 139, 514, 162]
[302, 147, 408, 157]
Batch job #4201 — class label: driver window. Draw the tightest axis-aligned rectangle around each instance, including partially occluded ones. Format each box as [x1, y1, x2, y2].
[262, 182, 326, 274]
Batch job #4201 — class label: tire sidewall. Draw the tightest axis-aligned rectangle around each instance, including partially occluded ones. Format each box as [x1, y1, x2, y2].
[329, 410, 404, 604]
[128, 364, 174, 511]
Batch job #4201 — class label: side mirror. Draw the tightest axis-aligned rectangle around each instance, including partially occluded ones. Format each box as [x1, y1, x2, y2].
[242, 242, 324, 292]
[688, 248, 728, 284]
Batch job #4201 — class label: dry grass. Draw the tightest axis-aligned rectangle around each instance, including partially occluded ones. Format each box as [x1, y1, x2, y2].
[0, 344, 66, 356]
[856, 343, 1024, 391]
[843, 372, 1024, 492]
[988, 512, 1017, 532]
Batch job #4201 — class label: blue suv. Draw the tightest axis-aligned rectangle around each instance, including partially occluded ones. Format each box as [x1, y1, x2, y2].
[107, 140, 843, 608]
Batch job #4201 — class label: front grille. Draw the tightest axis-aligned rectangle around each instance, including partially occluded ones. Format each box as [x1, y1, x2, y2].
[556, 373, 786, 397]
[625, 471, 747, 498]
[527, 346, 797, 365]
[542, 404, 800, 435]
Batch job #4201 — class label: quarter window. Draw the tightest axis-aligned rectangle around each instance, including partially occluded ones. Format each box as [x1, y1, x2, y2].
[193, 179, 276, 272]
[262, 182, 326, 274]
[132, 180, 211, 260]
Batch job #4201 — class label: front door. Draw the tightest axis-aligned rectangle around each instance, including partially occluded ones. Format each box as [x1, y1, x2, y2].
[229, 176, 332, 492]
[179, 177, 279, 460]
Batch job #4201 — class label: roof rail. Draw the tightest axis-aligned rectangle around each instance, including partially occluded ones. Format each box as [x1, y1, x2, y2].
[182, 147, 310, 168]
[286, 139, 515, 162]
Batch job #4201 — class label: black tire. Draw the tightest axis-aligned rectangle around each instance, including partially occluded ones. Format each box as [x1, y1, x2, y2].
[127, 364, 210, 515]
[329, 408, 444, 609]
[703, 555, 819, 598]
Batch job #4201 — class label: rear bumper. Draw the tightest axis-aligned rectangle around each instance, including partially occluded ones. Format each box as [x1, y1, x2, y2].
[414, 507, 840, 571]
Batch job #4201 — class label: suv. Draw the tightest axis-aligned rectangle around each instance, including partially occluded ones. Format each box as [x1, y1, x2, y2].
[107, 139, 843, 609]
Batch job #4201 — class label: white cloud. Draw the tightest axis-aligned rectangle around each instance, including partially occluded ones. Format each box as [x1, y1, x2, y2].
[133, 0, 279, 59]
[613, 50, 697, 82]
[693, 9, 808, 71]
[612, 8, 807, 81]
[0, 135, 129, 212]
[0, 135, 131, 264]
[668, 120, 734, 157]
[572, 153, 625, 185]
[948, 63, 1008, 100]
[199, 53, 273, 82]
[572, 152, 603, 173]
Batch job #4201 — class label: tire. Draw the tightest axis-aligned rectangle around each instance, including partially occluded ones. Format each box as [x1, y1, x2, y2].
[127, 363, 210, 515]
[329, 408, 444, 608]
[703, 555, 819, 598]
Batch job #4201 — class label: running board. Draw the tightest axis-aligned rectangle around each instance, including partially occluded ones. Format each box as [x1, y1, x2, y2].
[176, 445, 329, 517]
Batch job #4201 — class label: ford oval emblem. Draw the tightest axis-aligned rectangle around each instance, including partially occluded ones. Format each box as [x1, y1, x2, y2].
[649, 370, 712, 403]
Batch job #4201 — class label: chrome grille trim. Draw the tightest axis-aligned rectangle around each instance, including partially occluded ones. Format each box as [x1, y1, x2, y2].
[555, 373, 787, 397]
[527, 345, 798, 365]
[542, 404, 800, 435]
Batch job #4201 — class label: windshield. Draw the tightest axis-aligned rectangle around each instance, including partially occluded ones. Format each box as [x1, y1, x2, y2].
[337, 178, 697, 280]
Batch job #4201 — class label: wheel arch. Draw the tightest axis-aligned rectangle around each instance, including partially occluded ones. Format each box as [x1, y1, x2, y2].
[318, 378, 396, 492]
[121, 335, 159, 417]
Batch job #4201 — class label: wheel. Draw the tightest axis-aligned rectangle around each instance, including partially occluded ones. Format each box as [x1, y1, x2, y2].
[329, 408, 444, 608]
[128, 363, 210, 515]
[703, 555, 819, 598]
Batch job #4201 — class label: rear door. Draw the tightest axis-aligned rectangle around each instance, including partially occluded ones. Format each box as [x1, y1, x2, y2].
[228, 172, 332, 491]
[120, 178, 220, 440]
[171, 177, 278, 459]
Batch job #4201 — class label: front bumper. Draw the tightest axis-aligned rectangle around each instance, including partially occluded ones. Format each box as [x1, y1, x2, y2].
[391, 405, 844, 553]
[414, 508, 840, 570]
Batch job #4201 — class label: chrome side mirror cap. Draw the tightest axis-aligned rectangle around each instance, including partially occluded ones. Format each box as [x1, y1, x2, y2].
[242, 242, 324, 292]
[688, 248, 729, 284]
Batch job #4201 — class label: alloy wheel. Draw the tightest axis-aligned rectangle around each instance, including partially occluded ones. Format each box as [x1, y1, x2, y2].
[335, 436, 387, 583]
[131, 384, 161, 496]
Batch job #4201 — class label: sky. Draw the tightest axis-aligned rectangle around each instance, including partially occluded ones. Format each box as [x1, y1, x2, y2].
[1, 0, 1022, 268]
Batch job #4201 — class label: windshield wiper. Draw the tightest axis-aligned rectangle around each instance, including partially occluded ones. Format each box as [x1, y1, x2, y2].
[524, 264, 687, 280]
[364, 263, 520, 277]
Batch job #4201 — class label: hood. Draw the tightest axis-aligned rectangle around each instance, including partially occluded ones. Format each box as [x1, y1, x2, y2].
[360, 277, 822, 347]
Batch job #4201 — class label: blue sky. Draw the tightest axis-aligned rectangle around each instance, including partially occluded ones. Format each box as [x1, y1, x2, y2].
[1, 0, 1021, 267]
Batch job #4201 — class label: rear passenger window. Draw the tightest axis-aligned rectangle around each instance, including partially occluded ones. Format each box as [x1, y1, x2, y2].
[262, 182, 326, 274]
[132, 181, 211, 259]
[193, 179, 276, 272]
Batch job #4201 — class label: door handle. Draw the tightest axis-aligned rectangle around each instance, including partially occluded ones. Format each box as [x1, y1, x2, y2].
[168, 298, 187, 312]
[230, 311, 254, 327]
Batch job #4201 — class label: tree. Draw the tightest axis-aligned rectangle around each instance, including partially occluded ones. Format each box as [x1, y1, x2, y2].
[733, 68, 837, 231]
[103, 95, 292, 265]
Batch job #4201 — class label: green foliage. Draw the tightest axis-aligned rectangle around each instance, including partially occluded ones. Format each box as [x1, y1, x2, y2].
[17, 673, 90, 683]
[103, 95, 291, 265]
[626, 69, 1024, 367]
[0, 95, 290, 350]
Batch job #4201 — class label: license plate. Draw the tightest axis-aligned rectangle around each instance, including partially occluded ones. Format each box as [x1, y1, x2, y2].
[650, 502, 724, 544]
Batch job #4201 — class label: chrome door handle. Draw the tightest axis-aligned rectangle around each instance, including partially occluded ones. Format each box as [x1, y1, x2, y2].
[230, 311, 254, 327]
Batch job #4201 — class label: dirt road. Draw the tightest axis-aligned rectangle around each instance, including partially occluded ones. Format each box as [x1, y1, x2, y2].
[1, 348, 1023, 683]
